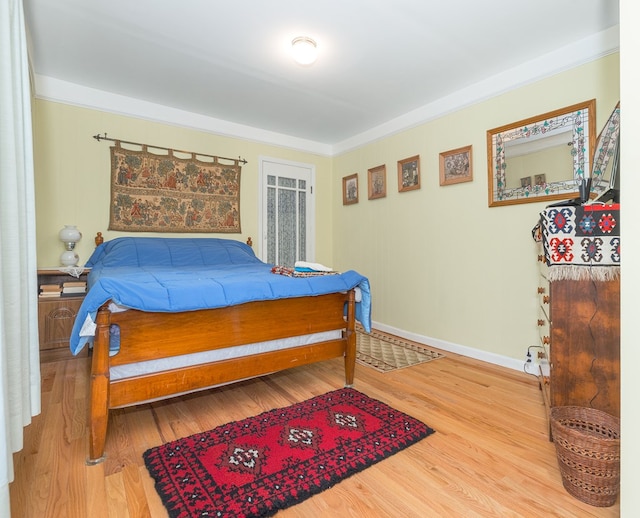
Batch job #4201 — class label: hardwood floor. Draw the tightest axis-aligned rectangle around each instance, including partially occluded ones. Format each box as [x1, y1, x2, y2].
[10, 344, 619, 517]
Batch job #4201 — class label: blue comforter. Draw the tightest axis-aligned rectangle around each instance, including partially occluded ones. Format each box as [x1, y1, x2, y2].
[69, 237, 371, 355]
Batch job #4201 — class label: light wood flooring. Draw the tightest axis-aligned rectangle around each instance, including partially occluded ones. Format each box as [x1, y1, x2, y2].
[10, 341, 619, 517]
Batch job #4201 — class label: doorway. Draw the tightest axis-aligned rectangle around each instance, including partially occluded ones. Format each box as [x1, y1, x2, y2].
[258, 156, 315, 266]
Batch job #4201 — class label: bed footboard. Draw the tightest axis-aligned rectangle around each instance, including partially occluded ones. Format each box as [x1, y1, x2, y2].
[87, 289, 357, 464]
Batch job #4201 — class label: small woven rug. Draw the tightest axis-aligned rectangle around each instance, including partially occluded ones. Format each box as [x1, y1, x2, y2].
[143, 388, 434, 518]
[356, 329, 444, 372]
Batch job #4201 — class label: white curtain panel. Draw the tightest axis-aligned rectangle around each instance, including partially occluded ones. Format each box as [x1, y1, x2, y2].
[0, 0, 42, 516]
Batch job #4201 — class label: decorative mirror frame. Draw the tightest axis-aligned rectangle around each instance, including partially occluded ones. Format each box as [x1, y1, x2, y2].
[487, 99, 596, 207]
[590, 102, 620, 198]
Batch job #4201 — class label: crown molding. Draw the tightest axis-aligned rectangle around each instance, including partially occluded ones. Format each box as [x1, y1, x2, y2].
[34, 75, 333, 156]
[332, 25, 620, 155]
[34, 25, 618, 157]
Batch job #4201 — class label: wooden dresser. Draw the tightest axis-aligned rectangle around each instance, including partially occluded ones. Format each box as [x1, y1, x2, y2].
[548, 278, 620, 416]
[535, 203, 621, 435]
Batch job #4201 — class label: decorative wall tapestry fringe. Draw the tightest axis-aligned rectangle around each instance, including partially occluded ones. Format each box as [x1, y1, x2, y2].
[94, 133, 245, 233]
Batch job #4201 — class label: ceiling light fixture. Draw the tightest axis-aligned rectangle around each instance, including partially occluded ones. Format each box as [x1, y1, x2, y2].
[291, 36, 317, 66]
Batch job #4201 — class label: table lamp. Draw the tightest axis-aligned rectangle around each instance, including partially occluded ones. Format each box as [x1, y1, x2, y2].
[59, 225, 82, 266]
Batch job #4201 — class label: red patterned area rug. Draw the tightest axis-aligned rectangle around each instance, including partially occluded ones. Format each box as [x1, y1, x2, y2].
[143, 388, 434, 517]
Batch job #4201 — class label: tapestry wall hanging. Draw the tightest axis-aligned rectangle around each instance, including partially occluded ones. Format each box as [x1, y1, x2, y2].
[107, 140, 243, 233]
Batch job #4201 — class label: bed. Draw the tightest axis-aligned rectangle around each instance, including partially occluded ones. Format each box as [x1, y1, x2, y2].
[69, 236, 371, 464]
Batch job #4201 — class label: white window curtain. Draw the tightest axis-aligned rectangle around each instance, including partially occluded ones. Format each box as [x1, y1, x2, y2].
[0, 0, 42, 516]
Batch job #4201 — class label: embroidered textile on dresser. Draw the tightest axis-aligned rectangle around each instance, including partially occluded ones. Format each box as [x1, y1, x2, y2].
[109, 142, 241, 233]
[540, 204, 620, 281]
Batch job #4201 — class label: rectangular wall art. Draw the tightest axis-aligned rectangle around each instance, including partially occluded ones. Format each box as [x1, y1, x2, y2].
[397, 155, 421, 192]
[367, 165, 387, 200]
[109, 142, 242, 233]
[342, 173, 359, 205]
[439, 145, 473, 186]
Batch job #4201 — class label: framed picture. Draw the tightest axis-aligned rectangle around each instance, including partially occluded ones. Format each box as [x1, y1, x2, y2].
[534, 174, 546, 186]
[367, 165, 387, 200]
[397, 155, 421, 192]
[521, 176, 532, 188]
[342, 173, 359, 205]
[439, 145, 473, 186]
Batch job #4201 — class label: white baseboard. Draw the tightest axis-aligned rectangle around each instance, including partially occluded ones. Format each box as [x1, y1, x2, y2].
[371, 321, 525, 373]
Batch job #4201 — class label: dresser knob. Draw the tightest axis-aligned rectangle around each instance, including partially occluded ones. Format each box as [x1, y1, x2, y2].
[538, 254, 545, 262]
[543, 295, 550, 304]
[537, 319, 545, 326]
[537, 286, 546, 294]
[542, 336, 550, 345]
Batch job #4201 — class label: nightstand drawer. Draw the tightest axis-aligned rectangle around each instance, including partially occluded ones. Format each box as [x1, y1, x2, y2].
[38, 297, 82, 348]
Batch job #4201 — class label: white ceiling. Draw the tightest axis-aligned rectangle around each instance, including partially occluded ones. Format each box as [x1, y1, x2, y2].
[24, 0, 619, 154]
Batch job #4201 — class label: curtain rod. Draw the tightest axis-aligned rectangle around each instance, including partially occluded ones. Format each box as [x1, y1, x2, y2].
[92, 133, 248, 164]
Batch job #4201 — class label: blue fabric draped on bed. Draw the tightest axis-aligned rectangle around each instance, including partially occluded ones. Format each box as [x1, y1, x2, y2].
[69, 237, 371, 355]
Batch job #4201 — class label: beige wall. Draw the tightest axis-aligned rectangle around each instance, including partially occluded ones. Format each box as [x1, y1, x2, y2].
[331, 54, 620, 362]
[33, 53, 619, 366]
[32, 103, 333, 267]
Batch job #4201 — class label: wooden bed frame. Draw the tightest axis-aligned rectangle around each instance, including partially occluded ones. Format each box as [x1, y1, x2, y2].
[87, 259, 357, 464]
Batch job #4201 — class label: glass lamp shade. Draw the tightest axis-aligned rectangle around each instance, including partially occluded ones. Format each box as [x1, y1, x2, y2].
[291, 36, 317, 65]
[59, 225, 82, 266]
[60, 250, 79, 266]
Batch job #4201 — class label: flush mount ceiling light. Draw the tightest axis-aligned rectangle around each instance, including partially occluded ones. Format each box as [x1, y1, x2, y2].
[291, 36, 317, 65]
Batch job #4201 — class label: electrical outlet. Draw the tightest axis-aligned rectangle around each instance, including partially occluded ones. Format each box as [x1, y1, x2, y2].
[525, 347, 549, 376]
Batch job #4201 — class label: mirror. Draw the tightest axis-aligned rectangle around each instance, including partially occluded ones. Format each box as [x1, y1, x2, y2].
[487, 99, 596, 207]
[591, 102, 620, 200]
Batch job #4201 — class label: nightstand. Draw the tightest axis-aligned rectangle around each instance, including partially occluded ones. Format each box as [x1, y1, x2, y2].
[37, 268, 90, 362]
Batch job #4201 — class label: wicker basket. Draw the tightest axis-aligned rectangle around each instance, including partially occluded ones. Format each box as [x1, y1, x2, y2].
[550, 406, 620, 507]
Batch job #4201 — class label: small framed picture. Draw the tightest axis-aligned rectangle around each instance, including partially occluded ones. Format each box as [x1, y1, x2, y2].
[439, 145, 473, 186]
[534, 174, 546, 186]
[367, 165, 387, 200]
[342, 173, 359, 205]
[397, 155, 421, 192]
[521, 176, 532, 188]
